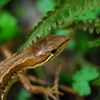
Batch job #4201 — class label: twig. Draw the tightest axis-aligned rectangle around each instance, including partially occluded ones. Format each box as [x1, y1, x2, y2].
[54, 63, 62, 100]
[0, 45, 12, 58]
[28, 75, 78, 95]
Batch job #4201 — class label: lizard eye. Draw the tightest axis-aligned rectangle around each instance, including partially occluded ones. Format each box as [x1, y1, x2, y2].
[51, 49, 58, 54]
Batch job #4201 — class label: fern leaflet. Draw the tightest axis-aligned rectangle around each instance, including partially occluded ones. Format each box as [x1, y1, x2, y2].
[63, 18, 100, 34]
[17, 0, 100, 53]
[87, 37, 100, 47]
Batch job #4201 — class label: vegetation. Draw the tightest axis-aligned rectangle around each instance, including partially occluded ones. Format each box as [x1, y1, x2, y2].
[0, 0, 100, 100]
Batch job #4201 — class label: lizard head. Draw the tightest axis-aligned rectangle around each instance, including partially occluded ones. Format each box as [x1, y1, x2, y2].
[32, 35, 70, 63]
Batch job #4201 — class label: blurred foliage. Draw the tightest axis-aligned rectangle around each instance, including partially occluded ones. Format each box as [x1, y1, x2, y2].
[87, 37, 100, 48]
[0, 0, 10, 8]
[0, 11, 18, 43]
[16, 88, 31, 100]
[0, 0, 100, 100]
[36, 0, 56, 14]
[35, 67, 45, 79]
[60, 72, 72, 86]
[0, 0, 23, 43]
[74, 30, 91, 53]
[92, 78, 100, 86]
[94, 95, 100, 100]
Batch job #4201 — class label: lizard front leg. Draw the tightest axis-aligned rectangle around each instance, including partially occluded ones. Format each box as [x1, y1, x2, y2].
[18, 72, 62, 100]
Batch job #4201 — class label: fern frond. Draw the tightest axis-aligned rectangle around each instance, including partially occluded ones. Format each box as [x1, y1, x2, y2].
[64, 18, 100, 34]
[87, 37, 100, 47]
[18, 0, 100, 53]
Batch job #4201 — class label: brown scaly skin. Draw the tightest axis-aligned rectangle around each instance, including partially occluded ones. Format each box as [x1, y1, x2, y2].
[0, 35, 70, 100]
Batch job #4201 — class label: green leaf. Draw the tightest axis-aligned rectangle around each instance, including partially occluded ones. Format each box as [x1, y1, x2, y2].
[72, 67, 99, 82]
[72, 81, 91, 95]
